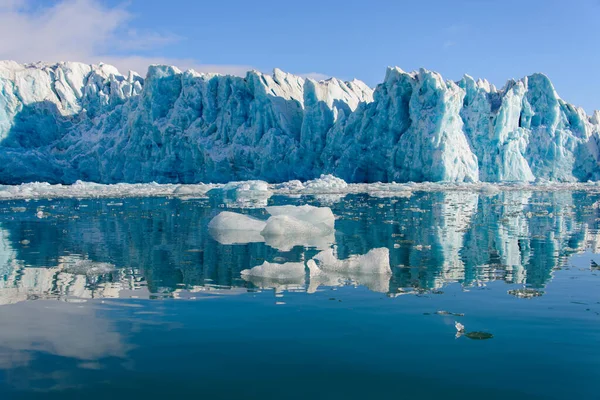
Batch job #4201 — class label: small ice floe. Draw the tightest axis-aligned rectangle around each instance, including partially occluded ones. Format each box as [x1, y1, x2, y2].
[455, 321, 465, 333]
[436, 310, 465, 317]
[261, 205, 335, 251]
[207, 204, 336, 251]
[208, 180, 272, 208]
[36, 210, 45, 219]
[208, 211, 266, 245]
[455, 321, 493, 340]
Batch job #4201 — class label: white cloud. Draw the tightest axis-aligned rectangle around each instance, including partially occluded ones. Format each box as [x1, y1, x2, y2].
[298, 72, 331, 81]
[0, 0, 253, 76]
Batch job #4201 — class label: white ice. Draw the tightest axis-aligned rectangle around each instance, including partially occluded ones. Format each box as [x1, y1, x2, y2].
[208, 211, 267, 245]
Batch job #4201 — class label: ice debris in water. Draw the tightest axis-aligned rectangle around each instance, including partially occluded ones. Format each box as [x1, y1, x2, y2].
[207, 211, 267, 245]
[208, 205, 335, 251]
[208, 181, 273, 208]
[455, 321, 465, 333]
[260, 205, 335, 251]
[261, 205, 335, 250]
[1, 177, 600, 202]
[265, 205, 335, 231]
[454, 321, 493, 340]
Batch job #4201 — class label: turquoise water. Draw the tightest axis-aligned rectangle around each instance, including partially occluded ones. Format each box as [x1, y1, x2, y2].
[0, 190, 599, 399]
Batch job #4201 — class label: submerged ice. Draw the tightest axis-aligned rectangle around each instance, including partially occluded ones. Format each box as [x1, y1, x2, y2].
[1, 61, 600, 184]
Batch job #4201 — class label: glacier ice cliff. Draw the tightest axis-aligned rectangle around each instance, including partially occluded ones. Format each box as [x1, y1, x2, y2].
[0, 60, 599, 184]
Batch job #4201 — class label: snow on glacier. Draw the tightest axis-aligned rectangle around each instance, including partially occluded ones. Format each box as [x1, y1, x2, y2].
[0, 60, 599, 184]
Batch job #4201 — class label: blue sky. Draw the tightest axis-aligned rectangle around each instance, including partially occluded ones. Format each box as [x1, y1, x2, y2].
[2, 0, 599, 112]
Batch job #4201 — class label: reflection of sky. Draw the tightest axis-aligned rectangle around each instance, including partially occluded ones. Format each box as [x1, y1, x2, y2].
[0, 301, 127, 370]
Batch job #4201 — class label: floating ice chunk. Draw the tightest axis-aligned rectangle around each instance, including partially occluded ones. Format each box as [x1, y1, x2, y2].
[240, 261, 306, 291]
[260, 205, 335, 251]
[367, 190, 412, 199]
[208, 181, 272, 208]
[1, 180, 600, 201]
[265, 205, 335, 231]
[302, 175, 348, 191]
[208, 211, 267, 245]
[222, 180, 271, 195]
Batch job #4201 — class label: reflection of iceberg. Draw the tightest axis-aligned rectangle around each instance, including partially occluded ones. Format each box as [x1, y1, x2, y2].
[313, 247, 390, 274]
[433, 192, 479, 287]
[208, 211, 267, 244]
[1, 186, 599, 300]
[240, 261, 306, 291]
[0, 224, 16, 279]
[307, 248, 391, 293]
[61, 256, 116, 276]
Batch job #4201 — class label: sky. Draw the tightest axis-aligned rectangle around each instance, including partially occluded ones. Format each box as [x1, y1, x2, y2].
[0, 0, 599, 112]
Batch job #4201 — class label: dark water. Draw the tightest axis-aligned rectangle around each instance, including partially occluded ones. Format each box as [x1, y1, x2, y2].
[0, 190, 599, 399]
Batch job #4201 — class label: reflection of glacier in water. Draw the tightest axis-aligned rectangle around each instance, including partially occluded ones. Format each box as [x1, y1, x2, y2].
[0, 188, 600, 304]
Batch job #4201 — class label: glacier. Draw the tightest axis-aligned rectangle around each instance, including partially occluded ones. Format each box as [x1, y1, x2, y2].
[0, 60, 599, 184]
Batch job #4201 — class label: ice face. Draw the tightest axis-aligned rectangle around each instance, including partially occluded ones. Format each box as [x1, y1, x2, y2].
[0, 61, 599, 184]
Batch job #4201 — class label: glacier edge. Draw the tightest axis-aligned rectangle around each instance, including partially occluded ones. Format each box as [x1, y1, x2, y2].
[0, 60, 598, 184]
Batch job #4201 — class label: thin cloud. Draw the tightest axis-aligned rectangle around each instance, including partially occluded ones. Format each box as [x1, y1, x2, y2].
[299, 72, 331, 81]
[0, 0, 253, 76]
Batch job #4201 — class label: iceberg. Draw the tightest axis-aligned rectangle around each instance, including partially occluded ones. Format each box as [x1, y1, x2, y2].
[0, 61, 599, 184]
[208, 211, 267, 245]
[261, 205, 335, 251]
[206, 205, 335, 250]
[208, 181, 272, 208]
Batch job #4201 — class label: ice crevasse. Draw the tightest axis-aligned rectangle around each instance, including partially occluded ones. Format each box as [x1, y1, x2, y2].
[0, 60, 599, 184]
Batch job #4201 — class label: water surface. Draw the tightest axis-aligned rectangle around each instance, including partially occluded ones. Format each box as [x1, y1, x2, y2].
[0, 190, 599, 399]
